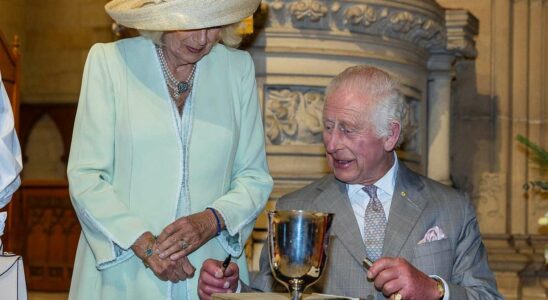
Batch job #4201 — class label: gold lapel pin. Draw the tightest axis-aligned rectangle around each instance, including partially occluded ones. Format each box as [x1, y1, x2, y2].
[400, 191, 407, 197]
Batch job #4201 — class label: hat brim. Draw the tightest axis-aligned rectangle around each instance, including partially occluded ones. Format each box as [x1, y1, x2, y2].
[105, 0, 261, 31]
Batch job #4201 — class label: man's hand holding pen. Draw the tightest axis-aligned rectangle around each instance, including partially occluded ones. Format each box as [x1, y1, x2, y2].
[198, 256, 240, 300]
[364, 257, 444, 300]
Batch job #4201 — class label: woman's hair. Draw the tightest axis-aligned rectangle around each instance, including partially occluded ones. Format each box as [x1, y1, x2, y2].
[325, 65, 407, 146]
[139, 23, 242, 48]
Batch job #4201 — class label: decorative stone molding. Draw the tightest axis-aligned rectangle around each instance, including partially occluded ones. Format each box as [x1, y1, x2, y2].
[445, 9, 479, 58]
[343, 4, 383, 27]
[288, 0, 329, 22]
[342, 4, 446, 51]
[262, 0, 448, 52]
[264, 86, 325, 145]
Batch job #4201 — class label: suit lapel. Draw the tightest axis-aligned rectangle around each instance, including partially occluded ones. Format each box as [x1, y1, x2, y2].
[312, 176, 368, 266]
[383, 163, 428, 257]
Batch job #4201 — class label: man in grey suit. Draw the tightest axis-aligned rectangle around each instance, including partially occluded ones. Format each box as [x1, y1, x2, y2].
[197, 66, 502, 300]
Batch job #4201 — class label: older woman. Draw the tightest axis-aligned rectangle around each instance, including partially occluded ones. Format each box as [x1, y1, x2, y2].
[67, 0, 273, 299]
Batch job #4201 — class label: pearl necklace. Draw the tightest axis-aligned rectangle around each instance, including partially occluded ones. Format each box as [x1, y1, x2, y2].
[155, 45, 196, 99]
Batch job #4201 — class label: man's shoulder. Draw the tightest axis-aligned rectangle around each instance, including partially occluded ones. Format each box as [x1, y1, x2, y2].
[423, 174, 465, 200]
[400, 164, 468, 205]
[276, 174, 337, 209]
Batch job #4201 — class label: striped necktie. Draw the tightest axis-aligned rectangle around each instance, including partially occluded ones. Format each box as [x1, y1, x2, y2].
[362, 185, 386, 261]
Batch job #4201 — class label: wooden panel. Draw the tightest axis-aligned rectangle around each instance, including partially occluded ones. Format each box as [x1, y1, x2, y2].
[0, 32, 15, 80]
[0, 52, 15, 79]
[21, 180, 80, 291]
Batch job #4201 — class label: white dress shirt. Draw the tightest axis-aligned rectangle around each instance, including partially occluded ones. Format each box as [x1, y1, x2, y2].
[0, 72, 22, 210]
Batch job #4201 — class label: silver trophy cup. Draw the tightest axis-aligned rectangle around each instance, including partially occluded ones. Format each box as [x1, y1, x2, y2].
[268, 210, 334, 300]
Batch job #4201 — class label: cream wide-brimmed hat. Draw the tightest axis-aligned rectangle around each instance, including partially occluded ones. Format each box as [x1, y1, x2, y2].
[105, 0, 261, 31]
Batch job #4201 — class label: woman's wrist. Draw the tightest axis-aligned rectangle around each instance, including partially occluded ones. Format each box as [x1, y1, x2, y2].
[206, 208, 225, 237]
[132, 232, 157, 260]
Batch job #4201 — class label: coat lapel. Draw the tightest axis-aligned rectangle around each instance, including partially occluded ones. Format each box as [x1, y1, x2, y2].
[383, 163, 428, 257]
[312, 176, 368, 266]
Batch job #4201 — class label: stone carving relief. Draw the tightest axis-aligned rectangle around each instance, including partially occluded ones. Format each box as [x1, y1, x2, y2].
[262, 0, 447, 51]
[343, 4, 383, 27]
[288, 0, 329, 22]
[445, 10, 479, 58]
[342, 6, 445, 50]
[400, 96, 420, 155]
[270, 0, 285, 10]
[264, 86, 324, 145]
[475, 172, 505, 225]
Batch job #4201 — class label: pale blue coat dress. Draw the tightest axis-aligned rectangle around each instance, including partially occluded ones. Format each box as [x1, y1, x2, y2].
[67, 37, 273, 300]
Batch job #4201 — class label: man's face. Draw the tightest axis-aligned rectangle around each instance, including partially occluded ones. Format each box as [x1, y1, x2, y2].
[322, 87, 395, 185]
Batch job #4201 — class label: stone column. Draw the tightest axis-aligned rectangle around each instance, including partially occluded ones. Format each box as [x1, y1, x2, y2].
[426, 54, 454, 185]
[425, 9, 478, 185]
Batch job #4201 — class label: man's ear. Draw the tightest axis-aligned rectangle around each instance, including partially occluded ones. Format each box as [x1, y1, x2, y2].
[383, 122, 401, 151]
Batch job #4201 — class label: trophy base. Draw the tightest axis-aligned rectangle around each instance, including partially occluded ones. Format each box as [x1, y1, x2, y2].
[212, 292, 353, 300]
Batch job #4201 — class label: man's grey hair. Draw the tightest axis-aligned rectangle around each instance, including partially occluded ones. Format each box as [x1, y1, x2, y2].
[325, 65, 407, 146]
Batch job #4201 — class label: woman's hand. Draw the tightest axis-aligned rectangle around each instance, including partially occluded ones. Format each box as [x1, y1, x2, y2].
[156, 209, 224, 260]
[132, 232, 196, 282]
[144, 251, 196, 283]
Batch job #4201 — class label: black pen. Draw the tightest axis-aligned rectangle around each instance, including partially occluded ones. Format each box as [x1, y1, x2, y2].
[221, 254, 232, 275]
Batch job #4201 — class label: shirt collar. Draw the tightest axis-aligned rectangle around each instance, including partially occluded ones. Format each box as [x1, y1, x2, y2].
[347, 152, 399, 197]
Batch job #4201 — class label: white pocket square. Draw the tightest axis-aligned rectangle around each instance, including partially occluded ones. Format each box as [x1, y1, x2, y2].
[418, 226, 447, 244]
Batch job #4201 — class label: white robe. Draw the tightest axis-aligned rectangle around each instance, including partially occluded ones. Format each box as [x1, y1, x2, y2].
[0, 71, 22, 242]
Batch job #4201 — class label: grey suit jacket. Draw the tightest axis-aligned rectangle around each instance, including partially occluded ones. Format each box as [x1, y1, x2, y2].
[246, 162, 502, 299]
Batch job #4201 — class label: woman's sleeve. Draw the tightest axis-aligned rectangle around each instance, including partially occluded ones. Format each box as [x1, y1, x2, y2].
[67, 44, 152, 269]
[209, 52, 273, 256]
[0, 74, 22, 208]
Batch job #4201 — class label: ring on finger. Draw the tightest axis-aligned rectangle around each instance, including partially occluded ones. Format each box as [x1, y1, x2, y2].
[180, 240, 190, 250]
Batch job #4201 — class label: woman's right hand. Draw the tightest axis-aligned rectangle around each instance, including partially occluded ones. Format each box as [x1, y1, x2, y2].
[156, 209, 222, 261]
[144, 252, 196, 282]
[132, 232, 196, 282]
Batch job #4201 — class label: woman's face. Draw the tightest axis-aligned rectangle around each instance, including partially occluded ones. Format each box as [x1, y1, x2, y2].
[162, 27, 222, 64]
